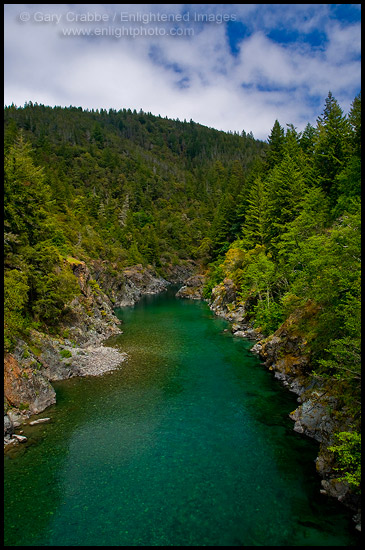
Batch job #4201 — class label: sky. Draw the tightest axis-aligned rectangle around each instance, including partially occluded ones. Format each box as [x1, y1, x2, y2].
[4, 4, 361, 140]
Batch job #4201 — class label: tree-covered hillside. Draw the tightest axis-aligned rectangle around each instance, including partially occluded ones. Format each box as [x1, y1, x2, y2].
[203, 92, 361, 492]
[4, 102, 265, 347]
[4, 92, 361, 492]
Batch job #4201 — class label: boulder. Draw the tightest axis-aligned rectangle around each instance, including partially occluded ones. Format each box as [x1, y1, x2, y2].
[176, 275, 205, 300]
[12, 434, 27, 443]
[289, 398, 336, 442]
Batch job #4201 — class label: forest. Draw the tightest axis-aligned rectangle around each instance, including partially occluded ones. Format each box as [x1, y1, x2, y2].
[4, 92, 361, 492]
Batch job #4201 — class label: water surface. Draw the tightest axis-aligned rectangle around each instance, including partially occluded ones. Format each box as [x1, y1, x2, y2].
[4, 289, 359, 546]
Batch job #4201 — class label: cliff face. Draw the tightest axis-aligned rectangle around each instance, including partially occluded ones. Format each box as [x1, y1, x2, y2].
[259, 302, 318, 395]
[4, 352, 56, 415]
[116, 264, 169, 306]
[4, 262, 170, 438]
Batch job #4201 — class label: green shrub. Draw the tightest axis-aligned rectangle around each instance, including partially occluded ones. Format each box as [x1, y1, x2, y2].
[253, 300, 284, 335]
[202, 262, 225, 299]
[328, 431, 361, 492]
[89, 279, 102, 294]
[4, 270, 29, 352]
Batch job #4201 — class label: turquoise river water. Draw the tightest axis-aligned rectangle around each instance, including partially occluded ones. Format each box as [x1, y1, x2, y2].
[4, 288, 359, 546]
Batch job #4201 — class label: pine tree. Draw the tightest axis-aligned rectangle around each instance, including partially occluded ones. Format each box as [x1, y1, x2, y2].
[226, 160, 247, 237]
[266, 119, 285, 170]
[348, 91, 361, 157]
[209, 193, 236, 257]
[300, 123, 316, 156]
[283, 124, 302, 159]
[4, 133, 51, 247]
[241, 176, 269, 248]
[266, 153, 306, 250]
[314, 92, 351, 197]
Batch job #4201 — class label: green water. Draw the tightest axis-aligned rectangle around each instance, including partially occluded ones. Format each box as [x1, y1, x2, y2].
[4, 289, 359, 546]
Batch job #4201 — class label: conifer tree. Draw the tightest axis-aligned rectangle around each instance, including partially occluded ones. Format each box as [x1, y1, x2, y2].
[266, 153, 306, 250]
[314, 92, 351, 197]
[348, 91, 361, 157]
[300, 123, 316, 156]
[283, 124, 303, 162]
[209, 192, 237, 258]
[241, 176, 269, 249]
[266, 119, 285, 169]
[4, 133, 51, 247]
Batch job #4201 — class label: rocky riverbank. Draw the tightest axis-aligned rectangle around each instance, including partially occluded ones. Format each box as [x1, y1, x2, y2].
[178, 275, 361, 532]
[4, 260, 185, 447]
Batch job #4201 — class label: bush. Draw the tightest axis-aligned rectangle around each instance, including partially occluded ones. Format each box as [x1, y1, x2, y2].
[32, 267, 80, 323]
[253, 300, 284, 335]
[202, 261, 225, 299]
[4, 270, 29, 351]
[328, 431, 361, 492]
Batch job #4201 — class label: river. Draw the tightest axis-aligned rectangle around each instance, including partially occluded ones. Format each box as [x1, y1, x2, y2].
[4, 288, 359, 546]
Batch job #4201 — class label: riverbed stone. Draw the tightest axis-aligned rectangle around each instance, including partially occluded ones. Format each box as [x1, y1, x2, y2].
[232, 330, 247, 338]
[29, 418, 51, 426]
[13, 434, 27, 443]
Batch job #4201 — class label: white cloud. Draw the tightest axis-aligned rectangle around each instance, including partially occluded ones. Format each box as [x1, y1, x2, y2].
[4, 4, 361, 140]
[325, 22, 361, 64]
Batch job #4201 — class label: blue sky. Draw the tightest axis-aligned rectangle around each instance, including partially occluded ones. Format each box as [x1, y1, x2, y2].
[4, 4, 361, 140]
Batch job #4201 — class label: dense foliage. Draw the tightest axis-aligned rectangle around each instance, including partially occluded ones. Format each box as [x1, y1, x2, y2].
[4, 92, 361, 490]
[202, 92, 361, 491]
[4, 102, 265, 347]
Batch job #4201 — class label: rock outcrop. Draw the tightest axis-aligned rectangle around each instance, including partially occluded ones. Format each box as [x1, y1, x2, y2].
[176, 274, 205, 300]
[258, 305, 316, 396]
[257, 304, 360, 525]
[207, 279, 263, 340]
[4, 352, 56, 415]
[210, 278, 238, 317]
[117, 264, 169, 306]
[162, 260, 197, 284]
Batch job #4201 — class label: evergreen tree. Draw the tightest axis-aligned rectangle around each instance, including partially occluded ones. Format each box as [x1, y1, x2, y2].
[4, 133, 51, 248]
[300, 123, 316, 156]
[348, 91, 361, 157]
[284, 124, 302, 157]
[314, 92, 351, 198]
[234, 156, 266, 231]
[226, 160, 247, 237]
[266, 119, 285, 169]
[266, 153, 306, 250]
[4, 270, 29, 351]
[241, 176, 269, 248]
